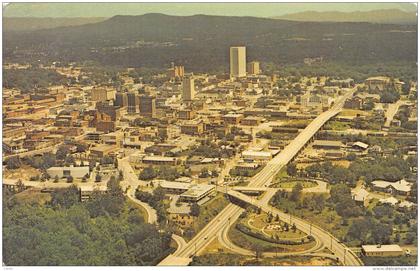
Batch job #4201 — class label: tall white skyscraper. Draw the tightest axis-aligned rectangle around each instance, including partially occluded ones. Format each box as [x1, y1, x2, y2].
[182, 74, 195, 101]
[230, 46, 246, 78]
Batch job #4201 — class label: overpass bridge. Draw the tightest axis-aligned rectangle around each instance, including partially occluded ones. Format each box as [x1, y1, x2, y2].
[159, 89, 360, 266]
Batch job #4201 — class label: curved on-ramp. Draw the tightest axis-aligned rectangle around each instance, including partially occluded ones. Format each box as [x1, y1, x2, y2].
[217, 208, 324, 258]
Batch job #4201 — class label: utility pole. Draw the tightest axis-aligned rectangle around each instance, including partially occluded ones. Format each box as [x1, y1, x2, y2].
[343, 248, 347, 265]
[330, 235, 333, 250]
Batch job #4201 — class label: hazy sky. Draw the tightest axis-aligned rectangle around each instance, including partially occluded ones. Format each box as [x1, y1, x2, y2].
[3, 2, 417, 18]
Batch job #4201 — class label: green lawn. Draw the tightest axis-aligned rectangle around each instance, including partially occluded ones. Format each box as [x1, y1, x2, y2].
[270, 196, 350, 242]
[247, 213, 307, 239]
[271, 180, 317, 189]
[275, 167, 288, 180]
[185, 193, 230, 241]
[324, 121, 351, 131]
[229, 222, 316, 253]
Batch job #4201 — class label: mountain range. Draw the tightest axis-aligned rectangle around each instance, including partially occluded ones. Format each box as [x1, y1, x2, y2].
[4, 13, 417, 71]
[273, 9, 417, 25]
[4, 17, 107, 32]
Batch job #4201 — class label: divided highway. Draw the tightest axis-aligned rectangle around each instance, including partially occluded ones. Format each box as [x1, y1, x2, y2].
[160, 89, 361, 265]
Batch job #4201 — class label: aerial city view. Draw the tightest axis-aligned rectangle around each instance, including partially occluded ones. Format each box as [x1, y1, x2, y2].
[2, 2, 418, 268]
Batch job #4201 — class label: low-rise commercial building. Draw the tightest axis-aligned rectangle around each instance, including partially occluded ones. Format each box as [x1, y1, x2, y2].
[242, 150, 272, 162]
[90, 144, 118, 160]
[180, 120, 204, 135]
[142, 156, 177, 166]
[361, 245, 404, 257]
[47, 166, 90, 179]
[371, 179, 412, 196]
[179, 184, 215, 203]
[313, 140, 342, 150]
[223, 113, 244, 125]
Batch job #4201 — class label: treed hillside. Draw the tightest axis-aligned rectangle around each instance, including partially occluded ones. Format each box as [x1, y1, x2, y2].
[4, 13, 417, 72]
[274, 9, 417, 25]
[2, 182, 173, 266]
[4, 17, 107, 32]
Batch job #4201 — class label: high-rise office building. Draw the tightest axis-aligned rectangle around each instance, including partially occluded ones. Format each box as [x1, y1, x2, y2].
[247, 61, 260, 75]
[230, 46, 246, 78]
[167, 64, 185, 79]
[127, 92, 139, 114]
[91, 87, 116, 102]
[182, 75, 195, 101]
[115, 93, 128, 107]
[139, 95, 156, 118]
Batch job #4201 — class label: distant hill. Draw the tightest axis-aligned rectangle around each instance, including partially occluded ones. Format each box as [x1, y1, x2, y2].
[273, 9, 417, 25]
[4, 13, 417, 71]
[4, 17, 107, 32]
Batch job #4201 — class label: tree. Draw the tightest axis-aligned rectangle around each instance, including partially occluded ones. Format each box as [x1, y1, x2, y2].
[287, 163, 298, 176]
[66, 176, 74, 183]
[56, 146, 70, 160]
[371, 223, 393, 244]
[64, 155, 75, 166]
[289, 183, 303, 202]
[312, 194, 325, 213]
[139, 166, 157, 180]
[16, 180, 25, 193]
[50, 185, 80, 208]
[190, 203, 200, 217]
[6, 156, 21, 170]
[95, 174, 102, 182]
[347, 217, 372, 244]
[405, 232, 416, 244]
[330, 184, 351, 203]
[291, 223, 297, 233]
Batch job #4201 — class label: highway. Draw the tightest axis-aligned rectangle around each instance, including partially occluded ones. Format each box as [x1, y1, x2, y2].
[227, 190, 362, 265]
[119, 154, 158, 224]
[160, 89, 360, 265]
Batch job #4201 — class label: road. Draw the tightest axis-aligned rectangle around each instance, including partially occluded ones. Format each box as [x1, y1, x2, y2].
[119, 153, 158, 224]
[172, 234, 187, 254]
[383, 100, 405, 128]
[159, 89, 360, 265]
[216, 203, 324, 258]
[227, 190, 363, 266]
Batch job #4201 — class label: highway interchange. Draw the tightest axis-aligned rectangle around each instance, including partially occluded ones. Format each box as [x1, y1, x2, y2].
[161, 88, 362, 266]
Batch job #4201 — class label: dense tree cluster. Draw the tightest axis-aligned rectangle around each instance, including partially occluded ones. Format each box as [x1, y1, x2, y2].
[5, 156, 22, 170]
[4, 15, 417, 73]
[304, 155, 412, 186]
[3, 180, 172, 266]
[135, 187, 167, 223]
[138, 166, 182, 181]
[329, 184, 363, 218]
[3, 68, 67, 93]
[380, 88, 401, 103]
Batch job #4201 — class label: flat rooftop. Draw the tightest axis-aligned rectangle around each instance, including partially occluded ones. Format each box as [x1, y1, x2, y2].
[313, 140, 342, 147]
[362, 245, 403, 253]
[143, 156, 176, 162]
[181, 184, 215, 198]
